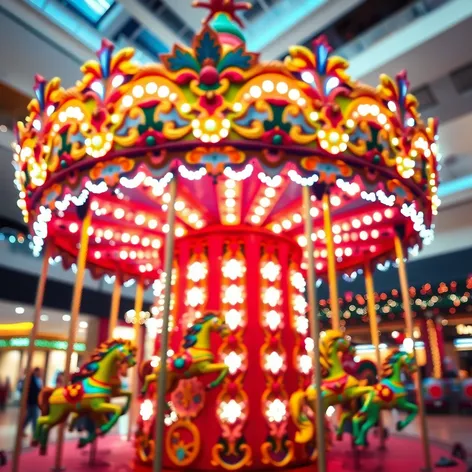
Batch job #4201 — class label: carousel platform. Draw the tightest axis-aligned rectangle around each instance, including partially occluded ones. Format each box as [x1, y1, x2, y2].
[6, 434, 467, 471]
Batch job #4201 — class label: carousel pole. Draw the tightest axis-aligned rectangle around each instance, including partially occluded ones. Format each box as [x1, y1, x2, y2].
[303, 186, 326, 472]
[154, 176, 177, 472]
[322, 191, 340, 330]
[364, 258, 385, 449]
[108, 277, 122, 338]
[394, 232, 432, 472]
[53, 206, 92, 471]
[11, 244, 52, 472]
[127, 277, 144, 441]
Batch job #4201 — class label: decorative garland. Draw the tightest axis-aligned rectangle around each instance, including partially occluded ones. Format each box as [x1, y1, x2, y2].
[320, 276, 472, 323]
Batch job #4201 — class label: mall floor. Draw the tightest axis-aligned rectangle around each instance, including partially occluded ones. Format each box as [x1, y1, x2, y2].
[0, 406, 471, 455]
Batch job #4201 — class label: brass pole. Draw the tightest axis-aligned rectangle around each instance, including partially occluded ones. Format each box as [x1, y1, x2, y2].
[322, 192, 340, 330]
[364, 258, 385, 449]
[54, 207, 92, 470]
[303, 186, 326, 472]
[394, 233, 432, 471]
[154, 176, 177, 472]
[11, 244, 52, 472]
[108, 277, 122, 338]
[127, 277, 145, 441]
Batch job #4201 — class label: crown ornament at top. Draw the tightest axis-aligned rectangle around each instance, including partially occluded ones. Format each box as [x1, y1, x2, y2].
[13, 2, 440, 234]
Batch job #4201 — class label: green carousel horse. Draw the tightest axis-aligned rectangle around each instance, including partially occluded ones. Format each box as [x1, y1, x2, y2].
[289, 330, 375, 444]
[35, 338, 136, 454]
[352, 349, 418, 445]
[141, 312, 229, 397]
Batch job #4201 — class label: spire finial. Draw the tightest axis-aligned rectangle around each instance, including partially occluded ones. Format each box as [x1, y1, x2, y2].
[193, 0, 251, 28]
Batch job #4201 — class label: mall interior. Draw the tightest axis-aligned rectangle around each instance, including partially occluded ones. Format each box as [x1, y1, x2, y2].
[0, 0, 472, 471]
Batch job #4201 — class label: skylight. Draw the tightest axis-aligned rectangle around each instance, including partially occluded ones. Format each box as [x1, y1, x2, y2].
[65, 0, 114, 24]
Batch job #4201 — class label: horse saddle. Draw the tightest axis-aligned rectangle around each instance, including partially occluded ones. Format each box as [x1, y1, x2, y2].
[63, 383, 85, 404]
[322, 374, 349, 395]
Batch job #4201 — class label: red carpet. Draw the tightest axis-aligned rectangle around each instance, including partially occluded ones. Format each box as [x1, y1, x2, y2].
[6, 435, 467, 471]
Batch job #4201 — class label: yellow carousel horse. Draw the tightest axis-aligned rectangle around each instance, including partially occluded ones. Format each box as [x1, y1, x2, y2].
[141, 312, 229, 397]
[34, 338, 136, 454]
[289, 330, 375, 444]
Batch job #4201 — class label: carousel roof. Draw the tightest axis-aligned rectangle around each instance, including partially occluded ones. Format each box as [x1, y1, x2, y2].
[12, 0, 440, 283]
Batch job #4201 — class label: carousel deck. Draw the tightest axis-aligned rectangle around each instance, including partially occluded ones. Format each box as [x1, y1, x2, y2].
[7, 434, 467, 471]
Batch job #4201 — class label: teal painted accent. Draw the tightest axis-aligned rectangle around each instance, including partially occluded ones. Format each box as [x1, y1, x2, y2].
[438, 174, 472, 197]
[211, 13, 245, 41]
[382, 379, 406, 395]
[176, 447, 186, 461]
[174, 358, 185, 369]
[83, 378, 111, 394]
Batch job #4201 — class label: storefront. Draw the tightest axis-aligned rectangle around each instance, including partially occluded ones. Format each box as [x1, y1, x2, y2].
[0, 323, 86, 399]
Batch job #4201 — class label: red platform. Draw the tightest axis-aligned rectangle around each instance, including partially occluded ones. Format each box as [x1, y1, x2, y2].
[7, 435, 467, 471]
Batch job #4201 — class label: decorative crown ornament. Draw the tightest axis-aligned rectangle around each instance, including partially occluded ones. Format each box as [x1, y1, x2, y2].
[12, 0, 440, 280]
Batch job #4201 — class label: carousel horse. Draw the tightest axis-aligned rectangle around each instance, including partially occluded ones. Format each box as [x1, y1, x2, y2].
[34, 339, 136, 454]
[141, 312, 229, 398]
[289, 330, 375, 444]
[352, 349, 417, 446]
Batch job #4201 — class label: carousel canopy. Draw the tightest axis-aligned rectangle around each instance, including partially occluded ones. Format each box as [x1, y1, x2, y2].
[12, 0, 440, 284]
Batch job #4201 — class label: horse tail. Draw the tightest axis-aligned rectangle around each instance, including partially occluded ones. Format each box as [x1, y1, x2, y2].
[289, 388, 314, 444]
[38, 387, 54, 416]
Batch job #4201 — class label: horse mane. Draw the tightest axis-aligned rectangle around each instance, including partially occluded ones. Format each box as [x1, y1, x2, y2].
[382, 349, 405, 378]
[319, 330, 345, 377]
[71, 339, 131, 383]
[182, 313, 217, 349]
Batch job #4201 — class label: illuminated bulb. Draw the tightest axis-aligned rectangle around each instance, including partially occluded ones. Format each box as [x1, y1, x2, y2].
[297, 236, 307, 247]
[251, 215, 261, 224]
[142, 237, 150, 247]
[135, 214, 145, 225]
[122, 233, 131, 243]
[363, 215, 372, 225]
[371, 229, 379, 239]
[373, 212, 382, 222]
[131, 235, 140, 245]
[175, 227, 185, 237]
[272, 224, 281, 234]
[384, 208, 393, 218]
[255, 206, 265, 216]
[330, 195, 341, 206]
[120, 250, 128, 260]
[345, 247, 352, 256]
[282, 219, 292, 229]
[352, 219, 361, 229]
[225, 179, 236, 189]
[250, 85, 262, 98]
[104, 229, 113, 240]
[226, 198, 236, 208]
[114, 208, 125, 219]
[225, 189, 236, 199]
[276, 82, 288, 94]
[310, 207, 319, 218]
[260, 197, 270, 208]
[265, 187, 276, 198]
[293, 213, 302, 224]
[174, 201, 185, 211]
[148, 219, 158, 229]
[69, 222, 79, 233]
[360, 231, 368, 240]
[226, 213, 236, 224]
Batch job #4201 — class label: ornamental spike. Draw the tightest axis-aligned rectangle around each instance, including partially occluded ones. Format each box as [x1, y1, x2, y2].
[312, 36, 332, 76]
[33, 74, 47, 113]
[97, 38, 115, 79]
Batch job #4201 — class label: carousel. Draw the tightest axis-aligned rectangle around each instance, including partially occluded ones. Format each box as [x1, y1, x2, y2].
[10, 0, 456, 471]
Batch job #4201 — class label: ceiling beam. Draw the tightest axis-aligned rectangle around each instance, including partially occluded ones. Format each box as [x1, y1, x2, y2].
[260, 0, 365, 59]
[116, 0, 183, 48]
